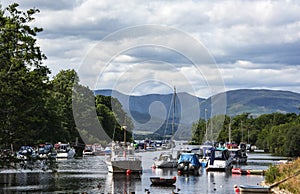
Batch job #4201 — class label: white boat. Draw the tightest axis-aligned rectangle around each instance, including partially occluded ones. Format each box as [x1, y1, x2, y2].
[206, 147, 233, 171]
[54, 142, 75, 158]
[83, 144, 95, 156]
[153, 87, 178, 168]
[106, 142, 142, 174]
[239, 185, 271, 193]
[153, 152, 178, 168]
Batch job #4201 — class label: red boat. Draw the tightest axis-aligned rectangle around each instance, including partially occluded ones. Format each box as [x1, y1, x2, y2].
[232, 168, 265, 175]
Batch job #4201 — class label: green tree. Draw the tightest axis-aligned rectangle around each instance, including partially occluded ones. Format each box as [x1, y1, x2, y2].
[0, 3, 50, 148]
[50, 69, 80, 142]
[191, 118, 206, 144]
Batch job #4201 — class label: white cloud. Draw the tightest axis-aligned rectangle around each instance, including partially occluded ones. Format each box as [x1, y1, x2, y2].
[2, 0, 300, 97]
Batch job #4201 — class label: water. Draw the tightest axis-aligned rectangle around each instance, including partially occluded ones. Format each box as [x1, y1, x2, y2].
[0, 152, 282, 194]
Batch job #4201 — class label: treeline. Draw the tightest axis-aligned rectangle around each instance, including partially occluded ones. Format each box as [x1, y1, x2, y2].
[0, 3, 132, 150]
[191, 112, 300, 157]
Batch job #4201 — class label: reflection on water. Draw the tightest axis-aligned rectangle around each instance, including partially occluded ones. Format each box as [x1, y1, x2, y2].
[105, 173, 141, 194]
[0, 152, 286, 193]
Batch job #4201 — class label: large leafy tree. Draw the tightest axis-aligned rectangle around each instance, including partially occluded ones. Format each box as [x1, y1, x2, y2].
[50, 69, 79, 142]
[0, 3, 50, 148]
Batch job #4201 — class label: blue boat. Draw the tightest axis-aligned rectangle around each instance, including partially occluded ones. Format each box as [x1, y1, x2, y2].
[177, 153, 201, 175]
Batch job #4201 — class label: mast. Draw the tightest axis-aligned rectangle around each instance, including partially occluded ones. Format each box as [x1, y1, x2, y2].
[229, 116, 232, 143]
[171, 86, 176, 153]
[205, 108, 208, 143]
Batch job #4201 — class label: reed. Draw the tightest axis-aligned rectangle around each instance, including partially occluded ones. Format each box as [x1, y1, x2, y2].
[265, 157, 300, 193]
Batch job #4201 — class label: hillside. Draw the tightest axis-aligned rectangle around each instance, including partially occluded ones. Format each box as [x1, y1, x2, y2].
[94, 89, 300, 139]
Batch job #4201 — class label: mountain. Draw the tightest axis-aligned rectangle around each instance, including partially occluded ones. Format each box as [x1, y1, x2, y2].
[94, 89, 300, 139]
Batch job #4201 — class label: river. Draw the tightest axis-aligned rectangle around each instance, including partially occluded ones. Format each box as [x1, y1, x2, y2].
[0, 151, 285, 194]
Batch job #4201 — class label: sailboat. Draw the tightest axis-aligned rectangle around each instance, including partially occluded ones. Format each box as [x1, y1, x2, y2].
[153, 87, 178, 168]
[105, 126, 143, 174]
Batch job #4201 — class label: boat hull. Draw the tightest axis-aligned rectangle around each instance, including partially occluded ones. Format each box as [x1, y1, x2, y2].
[239, 185, 271, 193]
[150, 177, 176, 186]
[154, 160, 177, 168]
[106, 159, 142, 174]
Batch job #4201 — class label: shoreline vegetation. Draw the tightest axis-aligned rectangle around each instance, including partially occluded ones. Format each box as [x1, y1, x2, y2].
[263, 157, 300, 193]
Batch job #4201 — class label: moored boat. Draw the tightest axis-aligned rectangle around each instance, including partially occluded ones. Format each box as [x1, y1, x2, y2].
[239, 185, 271, 193]
[37, 143, 57, 159]
[150, 176, 176, 186]
[232, 168, 265, 175]
[206, 147, 233, 171]
[177, 152, 201, 175]
[54, 142, 75, 158]
[105, 142, 142, 174]
[228, 148, 248, 164]
[82, 144, 95, 156]
[153, 152, 177, 168]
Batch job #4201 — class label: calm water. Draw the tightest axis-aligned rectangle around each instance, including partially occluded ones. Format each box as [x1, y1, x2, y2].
[0, 151, 282, 194]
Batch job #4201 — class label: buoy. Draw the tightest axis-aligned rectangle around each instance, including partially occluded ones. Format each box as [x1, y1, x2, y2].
[126, 169, 131, 175]
[234, 185, 240, 193]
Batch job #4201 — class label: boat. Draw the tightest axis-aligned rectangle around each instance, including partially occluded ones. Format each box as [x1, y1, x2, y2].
[228, 148, 248, 164]
[153, 87, 178, 168]
[232, 168, 265, 175]
[54, 142, 75, 158]
[206, 147, 233, 171]
[105, 142, 142, 174]
[239, 185, 271, 193]
[16, 146, 37, 160]
[150, 176, 176, 186]
[177, 152, 201, 175]
[198, 144, 213, 168]
[153, 152, 178, 168]
[83, 144, 95, 156]
[37, 143, 57, 159]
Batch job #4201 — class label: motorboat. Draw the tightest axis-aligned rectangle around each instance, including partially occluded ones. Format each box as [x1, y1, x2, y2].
[153, 152, 177, 168]
[54, 142, 75, 158]
[177, 153, 201, 175]
[228, 148, 248, 164]
[206, 147, 233, 171]
[37, 143, 57, 159]
[83, 144, 95, 156]
[105, 142, 142, 174]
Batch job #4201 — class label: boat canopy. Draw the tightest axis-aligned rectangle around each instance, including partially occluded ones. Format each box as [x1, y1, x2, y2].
[178, 153, 201, 167]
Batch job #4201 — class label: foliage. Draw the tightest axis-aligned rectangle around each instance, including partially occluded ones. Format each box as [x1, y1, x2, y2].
[0, 3, 50, 149]
[265, 158, 300, 194]
[191, 112, 300, 157]
[265, 164, 281, 183]
[0, 4, 133, 153]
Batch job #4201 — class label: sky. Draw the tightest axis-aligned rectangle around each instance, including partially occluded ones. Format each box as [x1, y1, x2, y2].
[2, 0, 300, 98]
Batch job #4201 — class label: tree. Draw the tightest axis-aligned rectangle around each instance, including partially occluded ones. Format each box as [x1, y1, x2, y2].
[0, 3, 50, 148]
[191, 118, 206, 144]
[50, 69, 79, 142]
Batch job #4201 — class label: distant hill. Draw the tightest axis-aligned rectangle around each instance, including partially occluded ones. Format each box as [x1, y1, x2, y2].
[94, 89, 300, 139]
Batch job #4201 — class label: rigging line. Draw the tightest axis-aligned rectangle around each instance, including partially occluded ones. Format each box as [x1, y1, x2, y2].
[163, 87, 175, 140]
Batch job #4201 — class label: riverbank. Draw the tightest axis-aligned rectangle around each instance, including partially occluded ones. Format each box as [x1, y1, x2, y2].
[264, 157, 300, 193]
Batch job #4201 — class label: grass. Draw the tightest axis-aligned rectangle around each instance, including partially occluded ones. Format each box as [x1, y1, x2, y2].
[265, 157, 300, 193]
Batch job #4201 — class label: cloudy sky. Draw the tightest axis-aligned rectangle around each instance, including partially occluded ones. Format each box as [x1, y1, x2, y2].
[2, 0, 300, 98]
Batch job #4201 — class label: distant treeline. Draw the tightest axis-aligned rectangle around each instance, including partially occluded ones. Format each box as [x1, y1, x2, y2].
[0, 3, 132, 150]
[191, 112, 300, 157]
